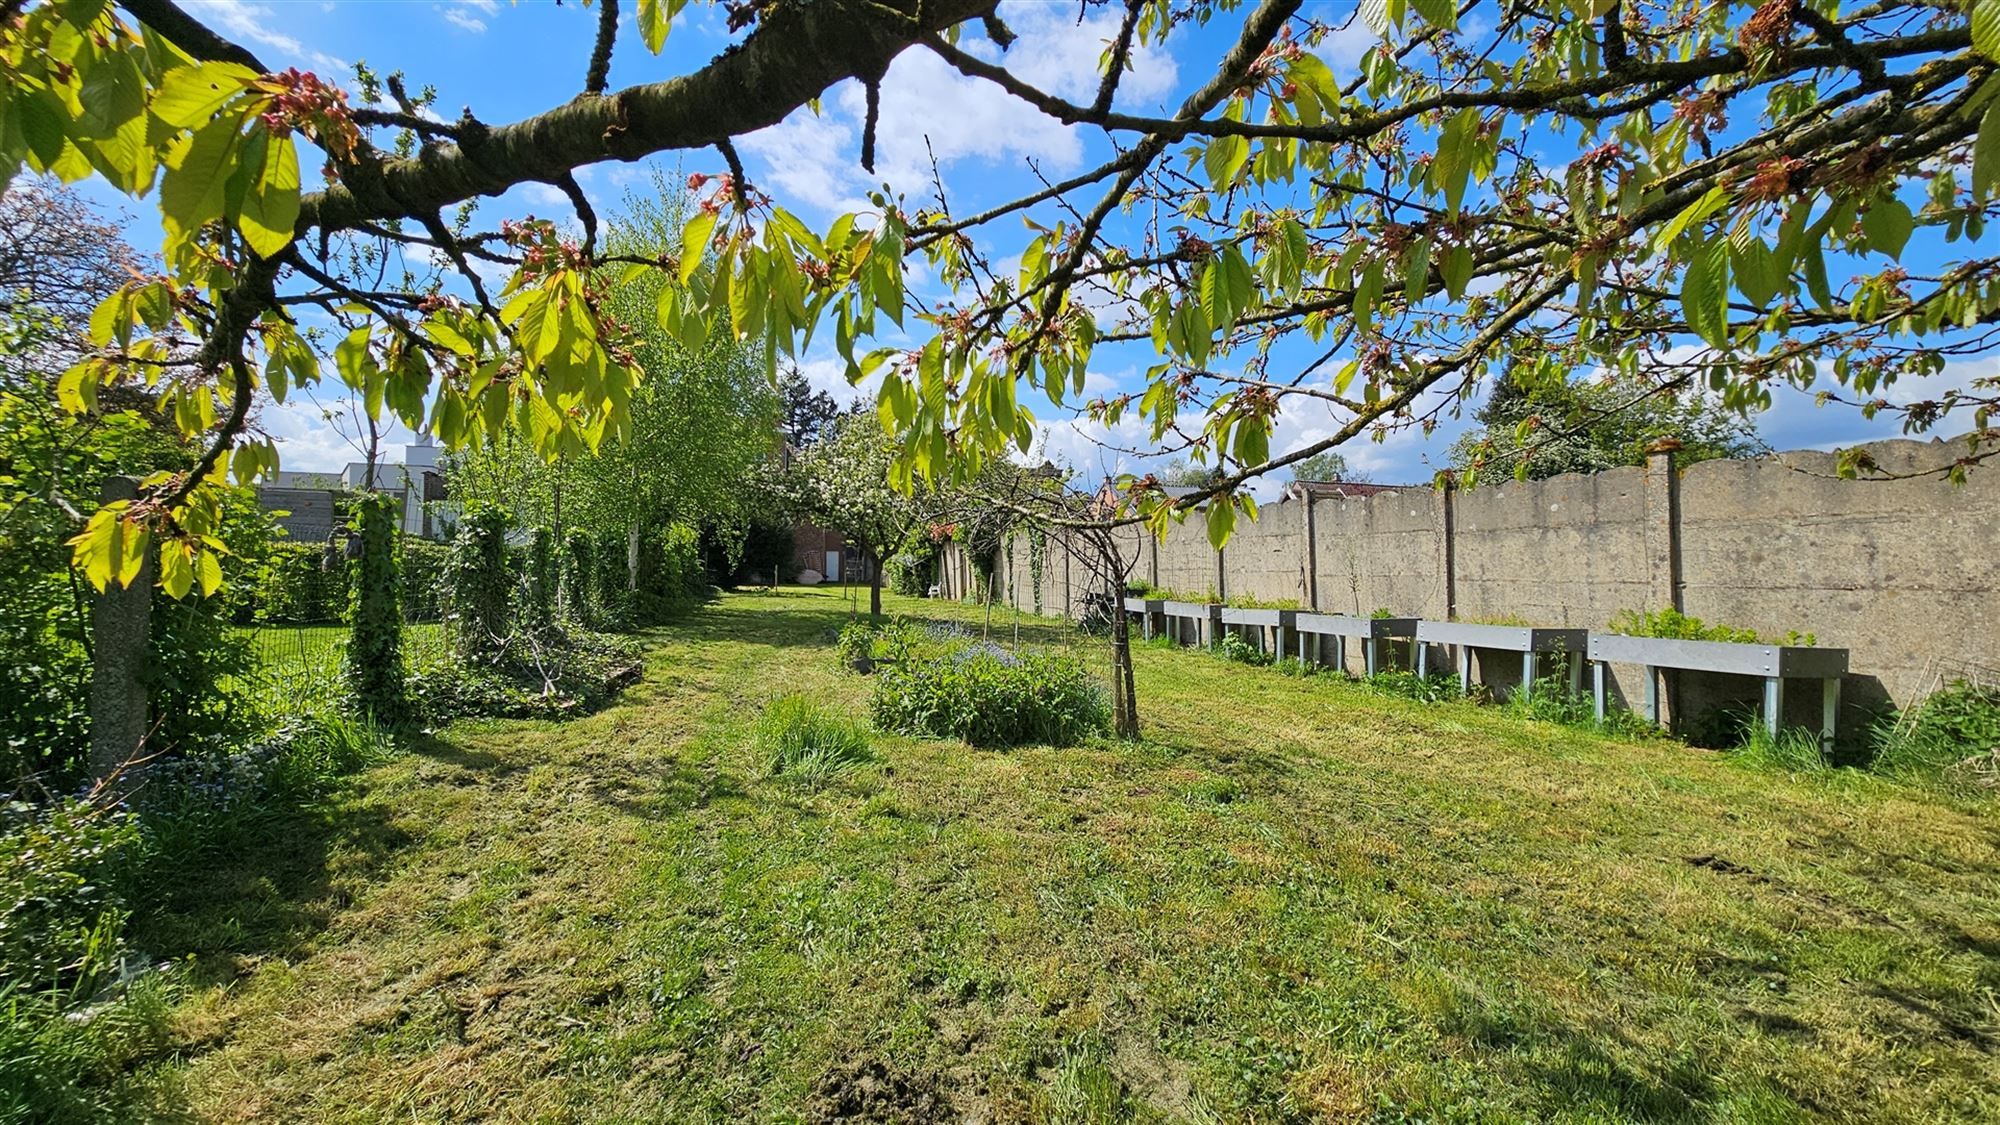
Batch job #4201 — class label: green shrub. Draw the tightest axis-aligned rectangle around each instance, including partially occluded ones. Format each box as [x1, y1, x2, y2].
[1607, 607, 1762, 644]
[835, 621, 875, 668]
[561, 530, 598, 626]
[756, 696, 874, 788]
[1365, 669, 1465, 704]
[871, 647, 1110, 748]
[1871, 680, 2000, 782]
[884, 550, 939, 597]
[633, 522, 708, 622]
[0, 799, 136, 996]
[1218, 631, 1273, 666]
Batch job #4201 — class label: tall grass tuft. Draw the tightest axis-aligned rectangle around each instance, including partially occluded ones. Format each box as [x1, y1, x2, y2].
[1734, 724, 1829, 774]
[1870, 679, 2000, 787]
[756, 696, 874, 789]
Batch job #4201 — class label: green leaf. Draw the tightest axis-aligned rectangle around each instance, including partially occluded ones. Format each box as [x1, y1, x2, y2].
[1401, 235, 1432, 303]
[1652, 185, 1728, 254]
[1204, 493, 1236, 549]
[18, 91, 69, 170]
[150, 60, 257, 130]
[1020, 233, 1049, 291]
[160, 541, 193, 598]
[1352, 259, 1383, 333]
[1859, 195, 1914, 260]
[1802, 239, 1835, 310]
[1410, 0, 1457, 31]
[1729, 236, 1781, 307]
[1974, 99, 2000, 202]
[77, 51, 147, 138]
[1433, 109, 1480, 215]
[1200, 254, 1242, 332]
[335, 326, 373, 389]
[1680, 236, 1731, 348]
[159, 112, 242, 236]
[680, 209, 717, 286]
[1443, 244, 1473, 300]
[636, 0, 676, 52]
[236, 126, 299, 258]
[196, 548, 223, 597]
[1231, 414, 1269, 468]
[1203, 134, 1249, 190]
[1975, 0, 2000, 63]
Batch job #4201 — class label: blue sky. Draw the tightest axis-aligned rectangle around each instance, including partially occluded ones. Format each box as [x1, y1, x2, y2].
[66, 0, 1995, 491]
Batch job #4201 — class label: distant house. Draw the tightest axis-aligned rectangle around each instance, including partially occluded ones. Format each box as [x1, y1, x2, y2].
[257, 439, 451, 543]
[791, 524, 872, 584]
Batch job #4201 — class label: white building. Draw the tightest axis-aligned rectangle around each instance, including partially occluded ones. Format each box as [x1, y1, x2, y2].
[258, 439, 452, 542]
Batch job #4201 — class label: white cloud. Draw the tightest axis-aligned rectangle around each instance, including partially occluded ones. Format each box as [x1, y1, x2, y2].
[438, 2, 489, 34]
[791, 353, 877, 408]
[1308, 6, 1379, 74]
[258, 391, 415, 474]
[1756, 357, 1996, 453]
[740, 0, 1176, 218]
[184, 0, 347, 74]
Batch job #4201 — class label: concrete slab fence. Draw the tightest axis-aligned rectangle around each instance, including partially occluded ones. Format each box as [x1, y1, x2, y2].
[939, 434, 2000, 737]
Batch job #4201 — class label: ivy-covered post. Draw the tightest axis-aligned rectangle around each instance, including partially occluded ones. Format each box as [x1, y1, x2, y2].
[522, 527, 557, 636]
[345, 492, 405, 724]
[561, 529, 595, 628]
[445, 503, 513, 663]
[89, 476, 152, 782]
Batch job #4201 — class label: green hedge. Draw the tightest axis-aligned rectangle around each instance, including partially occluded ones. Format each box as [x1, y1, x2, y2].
[401, 539, 450, 624]
[252, 542, 348, 624]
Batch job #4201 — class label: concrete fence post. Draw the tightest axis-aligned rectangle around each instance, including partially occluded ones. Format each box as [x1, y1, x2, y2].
[89, 476, 153, 783]
[1303, 492, 1319, 611]
[1642, 440, 1683, 728]
[1643, 440, 1683, 612]
[1436, 473, 1457, 621]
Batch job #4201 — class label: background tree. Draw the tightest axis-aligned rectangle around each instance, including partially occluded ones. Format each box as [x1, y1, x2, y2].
[776, 365, 842, 452]
[447, 178, 777, 597]
[779, 411, 935, 619]
[1450, 376, 1766, 481]
[1158, 460, 1226, 488]
[1289, 451, 1367, 484]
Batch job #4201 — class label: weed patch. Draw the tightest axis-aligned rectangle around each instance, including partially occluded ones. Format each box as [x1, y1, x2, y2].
[756, 695, 873, 788]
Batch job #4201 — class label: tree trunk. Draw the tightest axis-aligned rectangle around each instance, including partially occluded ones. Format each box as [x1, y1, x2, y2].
[868, 547, 884, 619]
[89, 477, 152, 784]
[627, 521, 641, 591]
[1109, 573, 1141, 740]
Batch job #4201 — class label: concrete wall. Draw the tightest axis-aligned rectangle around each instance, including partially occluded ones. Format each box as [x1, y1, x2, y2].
[938, 433, 2000, 725]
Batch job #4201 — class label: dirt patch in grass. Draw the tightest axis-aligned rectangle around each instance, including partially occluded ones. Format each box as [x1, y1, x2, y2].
[807, 1056, 952, 1123]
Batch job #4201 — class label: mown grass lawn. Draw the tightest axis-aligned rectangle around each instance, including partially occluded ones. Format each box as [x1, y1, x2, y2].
[145, 589, 1997, 1122]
